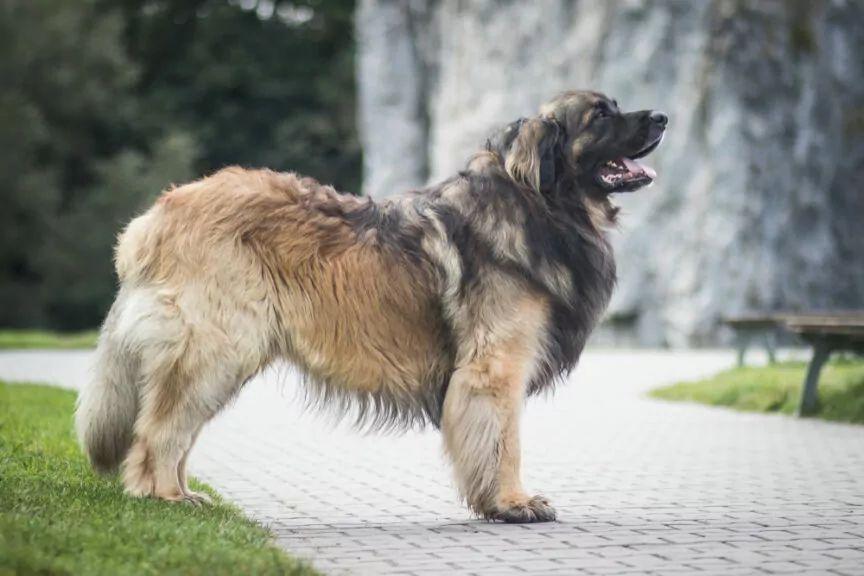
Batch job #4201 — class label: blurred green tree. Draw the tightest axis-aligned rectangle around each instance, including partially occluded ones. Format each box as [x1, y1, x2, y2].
[0, 0, 189, 329]
[40, 134, 197, 329]
[112, 0, 361, 191]
[0, 0, 359, 330]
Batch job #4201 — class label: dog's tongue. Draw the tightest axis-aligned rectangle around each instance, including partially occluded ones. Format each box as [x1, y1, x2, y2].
[622, 157, 657, 179]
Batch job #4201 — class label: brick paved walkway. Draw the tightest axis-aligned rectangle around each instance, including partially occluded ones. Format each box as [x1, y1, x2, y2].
[2, 350, 863, 576]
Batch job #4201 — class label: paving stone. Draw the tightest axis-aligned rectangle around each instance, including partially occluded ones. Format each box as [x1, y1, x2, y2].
[4, 350, 863, 576]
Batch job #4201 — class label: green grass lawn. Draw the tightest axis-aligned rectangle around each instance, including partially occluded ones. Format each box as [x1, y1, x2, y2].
[0, 381, 316, 576]
[0, 329, 98, 350]
[651, 358, 864, 424]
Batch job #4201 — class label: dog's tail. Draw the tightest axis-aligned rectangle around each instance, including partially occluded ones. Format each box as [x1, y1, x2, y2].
[75, 292, 140, 474]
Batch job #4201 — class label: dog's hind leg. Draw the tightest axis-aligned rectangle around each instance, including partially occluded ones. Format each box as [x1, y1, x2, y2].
[124, 362, 250, 503]
[120, 291, 261, 504]
[123, 350, 244, 504]
[176, 427, 208, 504]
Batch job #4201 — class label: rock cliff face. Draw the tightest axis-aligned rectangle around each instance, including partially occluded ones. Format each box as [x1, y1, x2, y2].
[357, 0, 864, 346]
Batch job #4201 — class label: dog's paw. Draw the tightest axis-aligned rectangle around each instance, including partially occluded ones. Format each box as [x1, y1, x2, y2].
[183, 490, 213, 506]
[492, 494, 557, 523]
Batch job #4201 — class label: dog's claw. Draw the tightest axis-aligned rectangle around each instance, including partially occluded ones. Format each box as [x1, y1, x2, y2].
[492, 495, 557, 523]
[183, 491, 213, 506]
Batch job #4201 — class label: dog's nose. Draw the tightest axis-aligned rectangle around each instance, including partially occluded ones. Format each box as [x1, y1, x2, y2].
[650, 111, 668, 127]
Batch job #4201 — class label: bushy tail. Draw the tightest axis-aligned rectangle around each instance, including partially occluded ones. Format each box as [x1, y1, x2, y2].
[75, 295, 140, 474]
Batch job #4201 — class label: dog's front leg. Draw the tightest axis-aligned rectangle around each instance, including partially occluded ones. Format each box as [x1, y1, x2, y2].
[442, 353, 556, 523]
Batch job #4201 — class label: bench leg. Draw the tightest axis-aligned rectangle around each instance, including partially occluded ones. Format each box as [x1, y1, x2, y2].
[765, 331, 777, 364]
[736, 334, 750, 368]
[797, 341, 831, 417]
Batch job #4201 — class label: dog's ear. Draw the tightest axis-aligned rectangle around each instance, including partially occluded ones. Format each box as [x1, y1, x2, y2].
[503, 118, 561, 194]
[486, 118, 525, 157]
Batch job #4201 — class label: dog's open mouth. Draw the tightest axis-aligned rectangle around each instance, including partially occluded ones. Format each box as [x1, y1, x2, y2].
[596, 135, 663, 192]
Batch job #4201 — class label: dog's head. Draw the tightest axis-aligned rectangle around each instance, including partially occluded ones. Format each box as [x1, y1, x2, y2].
[488, 90, 666, 197]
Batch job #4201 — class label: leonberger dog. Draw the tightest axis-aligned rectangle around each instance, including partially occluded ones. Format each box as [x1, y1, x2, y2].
[75, 90, 666, 522]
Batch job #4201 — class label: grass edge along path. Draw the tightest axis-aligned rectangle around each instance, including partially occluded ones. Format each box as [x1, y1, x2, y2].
[650, 358, 864, 424]
[0, 381, 317, 576]
[0, 330, 98, 350]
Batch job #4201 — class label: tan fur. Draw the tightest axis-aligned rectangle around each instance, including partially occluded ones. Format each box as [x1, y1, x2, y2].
[92, 168, 458, 504]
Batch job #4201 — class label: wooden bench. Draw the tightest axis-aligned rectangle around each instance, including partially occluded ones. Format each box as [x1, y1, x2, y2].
[723, 314, 780, 366]
[782, 313, 864, 416]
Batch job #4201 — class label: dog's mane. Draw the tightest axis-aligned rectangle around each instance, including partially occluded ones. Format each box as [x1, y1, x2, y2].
[415, 157, 616, 395]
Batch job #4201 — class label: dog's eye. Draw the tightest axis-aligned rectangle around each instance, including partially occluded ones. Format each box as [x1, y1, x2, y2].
[595, 107, 610, 120]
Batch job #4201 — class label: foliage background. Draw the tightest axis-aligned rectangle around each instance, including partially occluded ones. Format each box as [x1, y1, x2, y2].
[0, 0, 359, 330]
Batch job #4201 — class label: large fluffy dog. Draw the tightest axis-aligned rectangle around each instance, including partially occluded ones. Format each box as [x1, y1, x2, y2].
[75, 90, 666, 522]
